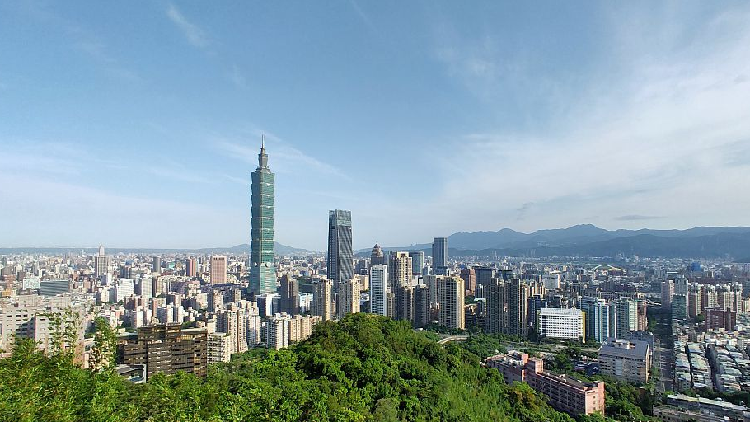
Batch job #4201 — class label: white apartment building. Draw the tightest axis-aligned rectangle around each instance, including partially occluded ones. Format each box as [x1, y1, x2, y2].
[538, 308, 585, 340]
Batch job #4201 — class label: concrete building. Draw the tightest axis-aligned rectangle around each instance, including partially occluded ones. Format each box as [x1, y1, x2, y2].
[598, 339, 651, 384]
[460, 268, 476, 296]
[413, 284, 430, 328]
[369, 264, 388, 316]
[486, 351, 605, 416]
[409, 251, 424, 276]
[654, 394, 750, 422]
[279, 274, 299, 315]
[337, 278, 360, 319]
[312, 279, 334, 322]
[538, 308, 585, 340]
[388, 252, 412, 290]
[580, 297, 612, 343]
[119, 324, 208, 380]
[210, 256, 228, 285]
[207, 333, 232, 364]
[437, 276, 464, 330]
[266, 313, 290, 350]
[704, 307, 736, 331]
[185, 258, 197, 277]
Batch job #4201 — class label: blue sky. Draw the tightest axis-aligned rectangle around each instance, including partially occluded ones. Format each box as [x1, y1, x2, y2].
[1, 1, 750, 250]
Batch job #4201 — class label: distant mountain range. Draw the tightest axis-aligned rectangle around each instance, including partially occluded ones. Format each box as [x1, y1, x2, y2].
[362, 225, 750, 260]
[0, 242, 319, 256]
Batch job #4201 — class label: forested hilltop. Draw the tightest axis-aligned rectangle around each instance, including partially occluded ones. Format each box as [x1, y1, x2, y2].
[0, 313, 580, 421]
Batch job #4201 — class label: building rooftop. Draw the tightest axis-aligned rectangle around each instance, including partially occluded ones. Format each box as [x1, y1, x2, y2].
[598, 338, 649, 360]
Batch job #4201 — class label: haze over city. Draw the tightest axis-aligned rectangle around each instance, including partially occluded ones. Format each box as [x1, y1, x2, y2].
[2, 1, 750, 250]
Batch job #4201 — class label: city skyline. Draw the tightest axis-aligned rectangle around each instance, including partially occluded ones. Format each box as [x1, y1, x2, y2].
[2, 2, 750, 250]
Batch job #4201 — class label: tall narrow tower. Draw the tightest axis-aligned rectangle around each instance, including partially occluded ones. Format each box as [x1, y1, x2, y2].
[327, 209, 353, 287]
[250, 135, 276, 294]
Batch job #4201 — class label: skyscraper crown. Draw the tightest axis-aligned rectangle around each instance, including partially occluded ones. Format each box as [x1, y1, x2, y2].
[258, 134, 269, 169]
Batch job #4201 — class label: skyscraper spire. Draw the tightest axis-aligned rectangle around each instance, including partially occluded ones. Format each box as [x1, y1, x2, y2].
[258, 134, 269, 169]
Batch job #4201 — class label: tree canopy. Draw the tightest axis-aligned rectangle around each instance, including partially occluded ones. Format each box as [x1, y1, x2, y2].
[0, 313, 579, 421]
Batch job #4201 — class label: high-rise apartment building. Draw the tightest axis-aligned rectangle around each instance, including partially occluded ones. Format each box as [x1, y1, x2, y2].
[485, 277, 507, 334]
[396, 285, 414, 322]
[437, 276, 464, 329]
[661, 280, 674, 310]
[474, 267, 497, 299]
[580, 297, 611, 343]
[508, 278, 529, 338]
[460, 268, 476, 296]
[279, 274, 299, 315]
[388, 251, 412, 290]
[337, 278, 360, 319]
[409, 251, 424, 275]
[432, 237, 448, 275]
[312, 279, 334, 322]
[250, 136, 276, 295]
[369, 265, 388, 316]
[216, 305, 248, 355]
[94, 245, 109, 278]
[413, 284, 430, 328]
[210, 256, 228, 285]
[614, 298, 637, 339]
[327, 210, 353, 287]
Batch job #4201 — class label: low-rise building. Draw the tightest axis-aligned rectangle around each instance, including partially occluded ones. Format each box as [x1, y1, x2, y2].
[598, 338, 651, 384]
[486, 351, 605, 416]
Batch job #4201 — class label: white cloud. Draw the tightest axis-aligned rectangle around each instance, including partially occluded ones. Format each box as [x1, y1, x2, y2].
[166, 3, 209, 48]
[425, 4, 750, 234]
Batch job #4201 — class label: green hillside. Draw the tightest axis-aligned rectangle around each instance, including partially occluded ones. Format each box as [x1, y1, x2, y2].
[0, 314, 576, 421]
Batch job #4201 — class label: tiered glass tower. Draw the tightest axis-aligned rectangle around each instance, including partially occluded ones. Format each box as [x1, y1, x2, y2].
[250, 136, 276, 294]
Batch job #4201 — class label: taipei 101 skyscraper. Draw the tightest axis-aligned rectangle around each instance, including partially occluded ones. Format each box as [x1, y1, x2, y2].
[250, 135, 276, 294]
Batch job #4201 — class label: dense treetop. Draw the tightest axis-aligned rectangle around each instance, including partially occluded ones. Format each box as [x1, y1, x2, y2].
[0, 314, 578, 421]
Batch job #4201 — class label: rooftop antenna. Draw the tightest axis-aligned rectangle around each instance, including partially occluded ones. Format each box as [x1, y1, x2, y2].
[261, 133, 265, 149]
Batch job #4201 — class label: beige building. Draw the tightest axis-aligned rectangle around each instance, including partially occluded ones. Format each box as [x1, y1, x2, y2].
[313, 279, 334, 322]
[210, 256, 228, 284]
[389, 252, 412, 289]
[207, 332, 232, 363]
[337, 278, 360, 319]
[598, 339, 651, 384]
[437, 276, 465, 329]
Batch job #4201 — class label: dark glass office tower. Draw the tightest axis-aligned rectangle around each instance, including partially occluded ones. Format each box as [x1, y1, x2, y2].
[432, 236, 448, 275]
[327, 209, 353, 286]
[250, 137, 276, 294]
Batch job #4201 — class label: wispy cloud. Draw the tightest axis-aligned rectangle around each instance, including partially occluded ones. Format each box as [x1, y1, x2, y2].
[213, 132, 349, 180]
[425, 3, 750, 232]
[349, 0, 377, 33]
[166, 3, 209, 48]
[12, 2, 140, 82]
